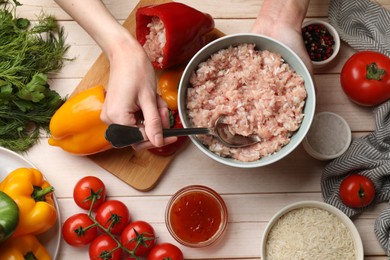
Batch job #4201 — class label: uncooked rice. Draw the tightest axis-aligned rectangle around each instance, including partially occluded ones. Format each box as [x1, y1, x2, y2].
[265, 207, 356, 260]
[187, 43, 307, 162]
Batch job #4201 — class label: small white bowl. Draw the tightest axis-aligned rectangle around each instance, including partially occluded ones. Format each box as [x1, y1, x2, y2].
[302, 20, 340, 69]
[302, 111, 351, 160]
[261, 201, 364, 260]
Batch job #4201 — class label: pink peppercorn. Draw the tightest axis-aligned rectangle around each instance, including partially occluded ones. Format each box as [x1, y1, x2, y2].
[302, 24, 335, 62]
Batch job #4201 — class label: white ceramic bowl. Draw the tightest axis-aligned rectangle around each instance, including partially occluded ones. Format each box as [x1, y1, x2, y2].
[261, 201, 364, 260]
[302, 111, 352, 160]
[178, 33, 316, 168]
[302, 19, 341, 69]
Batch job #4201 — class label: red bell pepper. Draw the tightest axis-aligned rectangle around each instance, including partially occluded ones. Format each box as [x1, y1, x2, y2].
[136, 2, 215, 69]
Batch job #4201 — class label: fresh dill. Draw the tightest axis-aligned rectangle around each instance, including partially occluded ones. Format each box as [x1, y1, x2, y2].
[0, 0, 70, 152]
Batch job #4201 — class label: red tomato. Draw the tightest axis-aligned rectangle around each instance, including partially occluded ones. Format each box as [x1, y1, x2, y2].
[339, 174, 376, 208]
[341, 51, 390, 106]
[73, 176, 106, 211]
[148, 111, 188, 156]
[95, 200, 130, 235]
[120, 220, 156, 257]
[89, 234, 122, 260]
[62, 213, 98, 247]
[147, 243, 184, 260]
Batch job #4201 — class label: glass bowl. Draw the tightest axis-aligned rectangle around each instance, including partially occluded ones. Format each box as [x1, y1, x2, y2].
[165, 185, 228, 247]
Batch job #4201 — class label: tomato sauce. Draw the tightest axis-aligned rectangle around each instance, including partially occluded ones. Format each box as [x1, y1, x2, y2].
[170, 191, 222, 244]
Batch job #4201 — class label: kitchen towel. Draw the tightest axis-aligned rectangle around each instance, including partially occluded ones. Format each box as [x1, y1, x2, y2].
[321, 100, 390, 255]
[328, 0, 390, 56]
[325, 0, 390, 255]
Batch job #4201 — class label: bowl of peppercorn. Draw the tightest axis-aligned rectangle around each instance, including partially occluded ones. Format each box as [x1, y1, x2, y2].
[302, 19, 340, 69]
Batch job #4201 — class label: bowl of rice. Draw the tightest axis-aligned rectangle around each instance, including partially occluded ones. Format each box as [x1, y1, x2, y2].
[178, 33, 316, 168]
[261, 201, 364, 260]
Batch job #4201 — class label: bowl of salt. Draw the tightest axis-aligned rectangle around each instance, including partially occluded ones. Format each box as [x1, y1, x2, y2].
[302, 112, 351, 160]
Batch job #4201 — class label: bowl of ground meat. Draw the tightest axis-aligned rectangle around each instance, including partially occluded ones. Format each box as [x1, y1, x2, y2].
[178, 33, 316, 168]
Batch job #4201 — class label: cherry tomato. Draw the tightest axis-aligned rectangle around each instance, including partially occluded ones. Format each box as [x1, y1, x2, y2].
[62, 213, 98, 247]
[147, 243, 184, 260]
[341, 51, 390, 106]
[339, 174, 376, 208]
[73, 176, 106, 211]
[89, 234, 122, 260]
[157, 67, 184, 111]
[120, 220, 156, 257]
[148, 111, 188, 156]
[95, 200, 130, 235]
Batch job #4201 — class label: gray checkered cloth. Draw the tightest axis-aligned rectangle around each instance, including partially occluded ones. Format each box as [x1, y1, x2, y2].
[324, 0, 390, 254]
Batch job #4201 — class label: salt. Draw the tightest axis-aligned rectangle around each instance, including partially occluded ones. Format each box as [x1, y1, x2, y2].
[305, 112, 351, 158]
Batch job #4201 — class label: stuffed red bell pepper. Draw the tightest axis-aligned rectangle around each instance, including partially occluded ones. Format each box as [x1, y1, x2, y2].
[136, 2, 215, 69]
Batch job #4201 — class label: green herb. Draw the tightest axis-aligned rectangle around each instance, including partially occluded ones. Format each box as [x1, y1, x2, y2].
[0, 0, 70, 152]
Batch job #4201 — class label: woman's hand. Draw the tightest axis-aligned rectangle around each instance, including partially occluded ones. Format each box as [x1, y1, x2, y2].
[55, 0, 177, 150]
[251, 0, 313, 74]
[100, 35, 177, 150]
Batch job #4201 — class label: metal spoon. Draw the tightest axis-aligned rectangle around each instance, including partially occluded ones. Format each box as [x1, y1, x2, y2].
[105, 116, 261, 148]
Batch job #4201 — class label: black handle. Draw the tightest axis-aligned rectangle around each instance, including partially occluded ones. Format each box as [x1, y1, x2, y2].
[105, 124, 145, 148]
[105, 124, 211, 148]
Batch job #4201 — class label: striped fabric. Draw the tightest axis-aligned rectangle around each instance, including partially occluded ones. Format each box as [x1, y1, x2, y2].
[328, 0, 390, 56]
[321, 100, 390, 253]
[325, 0, 390, 254]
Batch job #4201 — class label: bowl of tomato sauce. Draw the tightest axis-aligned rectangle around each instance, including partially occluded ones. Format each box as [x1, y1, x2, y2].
[165, 185, 228, 247]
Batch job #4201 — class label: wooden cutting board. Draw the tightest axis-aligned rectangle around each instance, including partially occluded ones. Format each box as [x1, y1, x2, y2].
[72, 0, 223, 191]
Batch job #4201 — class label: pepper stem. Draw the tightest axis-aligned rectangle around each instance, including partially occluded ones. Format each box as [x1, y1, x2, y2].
[24, 252, 38, 260]
[32, 186, 54, 202]
[366, 62, 386, 81]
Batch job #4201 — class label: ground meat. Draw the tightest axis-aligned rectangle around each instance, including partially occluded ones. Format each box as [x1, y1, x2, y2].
[142, 17, 166, 65]
[186, 43, 307, 162]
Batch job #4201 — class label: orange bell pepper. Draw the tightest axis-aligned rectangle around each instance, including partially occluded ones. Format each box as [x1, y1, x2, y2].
[48, 85, 112, 155]
[157, 67, 184, 111]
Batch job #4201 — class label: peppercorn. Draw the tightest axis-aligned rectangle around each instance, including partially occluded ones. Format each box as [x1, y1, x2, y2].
[302, 24, 335, 62]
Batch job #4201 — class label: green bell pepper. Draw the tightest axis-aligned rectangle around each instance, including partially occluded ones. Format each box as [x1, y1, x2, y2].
[0, 191, 19, 243]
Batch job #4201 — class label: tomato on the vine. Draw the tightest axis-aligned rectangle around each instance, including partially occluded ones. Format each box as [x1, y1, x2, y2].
[89, 234, 122, 260]
[341, 51, 390, 106]
[120, 220, 156, 257]
[148, 111, 188, 156]
[339, 174, 375, 208]
[95, 200, 130, 235]
[62, 213, 98, 247]
[147, 243, 184, 260]
[73, 176, 106, 211]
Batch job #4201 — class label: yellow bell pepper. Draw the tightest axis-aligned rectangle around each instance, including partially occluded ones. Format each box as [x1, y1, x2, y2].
[0, 168, 57, 237]
[48, 85, 112, 155]
[0, 234, 51, 260]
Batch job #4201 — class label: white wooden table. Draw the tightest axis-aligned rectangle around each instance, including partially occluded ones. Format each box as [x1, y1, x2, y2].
[17, 0, 390, 259]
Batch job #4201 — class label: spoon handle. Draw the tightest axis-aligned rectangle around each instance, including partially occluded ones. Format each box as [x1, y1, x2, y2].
[105, 124, 144, 148]
[105, 124, 210, 148]
[163, 127, 210, 137]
